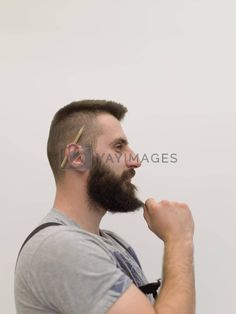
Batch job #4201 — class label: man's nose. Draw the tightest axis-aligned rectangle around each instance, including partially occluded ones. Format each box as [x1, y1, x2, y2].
[125, 149, 142, 168]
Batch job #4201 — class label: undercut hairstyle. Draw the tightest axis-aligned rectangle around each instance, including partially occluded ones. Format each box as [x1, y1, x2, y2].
[47, 100, 128, 183]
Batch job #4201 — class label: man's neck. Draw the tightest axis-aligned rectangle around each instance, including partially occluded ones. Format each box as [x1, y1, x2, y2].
[53, 182, 106, 236]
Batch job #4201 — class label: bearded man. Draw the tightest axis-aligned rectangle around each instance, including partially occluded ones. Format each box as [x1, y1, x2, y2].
[15, 100, 195, 314]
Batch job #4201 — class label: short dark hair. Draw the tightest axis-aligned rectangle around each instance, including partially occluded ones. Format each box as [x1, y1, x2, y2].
[47, 100, 127, 183]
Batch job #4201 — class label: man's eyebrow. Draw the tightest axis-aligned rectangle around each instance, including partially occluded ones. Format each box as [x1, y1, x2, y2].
[110, 137, 129, 146]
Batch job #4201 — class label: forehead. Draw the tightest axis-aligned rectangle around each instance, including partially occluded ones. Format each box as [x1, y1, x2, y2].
[95, 113, 127, 145]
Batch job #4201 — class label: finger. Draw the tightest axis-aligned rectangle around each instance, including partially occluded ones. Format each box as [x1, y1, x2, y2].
[143, 205, 151, 225]
[145, 198, 156, 211]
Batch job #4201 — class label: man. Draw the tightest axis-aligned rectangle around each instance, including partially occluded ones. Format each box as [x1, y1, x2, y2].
[15, 100, 195, 314]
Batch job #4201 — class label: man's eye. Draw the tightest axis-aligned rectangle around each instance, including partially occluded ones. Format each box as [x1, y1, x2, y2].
[115, 144, 123, 150]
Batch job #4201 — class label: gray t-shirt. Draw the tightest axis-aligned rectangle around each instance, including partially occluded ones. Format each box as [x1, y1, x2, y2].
[15, 208, 154, 314]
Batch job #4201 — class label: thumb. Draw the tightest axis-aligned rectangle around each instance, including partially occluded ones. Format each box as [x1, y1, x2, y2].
[142, 204, 151, 225]
[145, 198, 156, 211]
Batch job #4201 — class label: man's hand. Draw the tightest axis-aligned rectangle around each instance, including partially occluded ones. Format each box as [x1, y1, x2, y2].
[143, 198, 194, 243]
[107, 198, 195, 314]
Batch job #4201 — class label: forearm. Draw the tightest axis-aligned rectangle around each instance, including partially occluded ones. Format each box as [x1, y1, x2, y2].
[154, 240, 195, 314]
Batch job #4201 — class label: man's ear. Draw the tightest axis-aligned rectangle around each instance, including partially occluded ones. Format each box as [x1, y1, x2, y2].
[65, 143, 85, 170]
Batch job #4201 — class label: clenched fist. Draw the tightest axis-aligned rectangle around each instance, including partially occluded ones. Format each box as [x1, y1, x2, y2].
[143, 198, 194, 244]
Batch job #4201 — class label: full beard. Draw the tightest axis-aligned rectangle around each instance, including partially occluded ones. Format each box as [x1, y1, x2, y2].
[87, 154, 144, 213]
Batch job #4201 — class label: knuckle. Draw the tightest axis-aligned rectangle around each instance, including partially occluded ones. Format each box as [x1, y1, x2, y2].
[160, 199, 170, 206]
[178, 202, 189, 208]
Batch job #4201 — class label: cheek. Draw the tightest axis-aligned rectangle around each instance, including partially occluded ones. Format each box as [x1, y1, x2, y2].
[106, 156, 125, 178]
[100, 150, 125, 166]
[105, 159, 122, 176]
[110, 154, 127, 176]
[94, 145, 127, 175]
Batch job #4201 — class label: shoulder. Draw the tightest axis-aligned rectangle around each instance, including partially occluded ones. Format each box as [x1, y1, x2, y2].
[33, 225, 115, 262]
[16, 225, 115, 274]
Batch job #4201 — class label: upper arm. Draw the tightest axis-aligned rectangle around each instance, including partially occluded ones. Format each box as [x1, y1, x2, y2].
[106, 283, 156, 314]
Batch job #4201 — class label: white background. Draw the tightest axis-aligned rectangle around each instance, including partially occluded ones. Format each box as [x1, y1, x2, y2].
[0, 1, 236, 313]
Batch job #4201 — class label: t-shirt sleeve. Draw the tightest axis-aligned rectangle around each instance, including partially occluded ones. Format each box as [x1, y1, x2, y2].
[29, 230, 133, 314]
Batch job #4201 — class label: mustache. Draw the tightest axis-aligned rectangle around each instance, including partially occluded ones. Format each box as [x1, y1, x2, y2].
[121, 168, 136, 181]
[120, 169, 145, 207]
